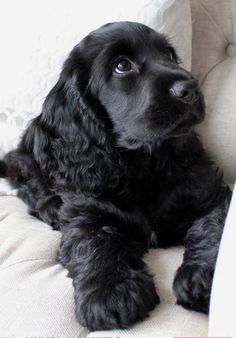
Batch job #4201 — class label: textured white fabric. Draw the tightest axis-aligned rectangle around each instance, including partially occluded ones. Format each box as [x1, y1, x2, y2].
[0, 196, 208, 337]
[0, 0, 191, 159]
[191, 0, 236, 183]
[0, 196, 88, 336]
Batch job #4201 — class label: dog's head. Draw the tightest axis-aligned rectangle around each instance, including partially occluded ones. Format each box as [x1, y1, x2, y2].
[44, 21, 205, 151]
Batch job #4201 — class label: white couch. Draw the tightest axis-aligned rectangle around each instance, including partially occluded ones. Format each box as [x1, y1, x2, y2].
[0, 0, 235, 336]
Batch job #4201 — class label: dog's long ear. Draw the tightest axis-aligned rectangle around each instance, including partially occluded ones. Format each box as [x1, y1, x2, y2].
[23, 45, 124, 196]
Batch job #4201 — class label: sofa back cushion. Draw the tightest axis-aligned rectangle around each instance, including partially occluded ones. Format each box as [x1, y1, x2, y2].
[191, 0, 236, 183]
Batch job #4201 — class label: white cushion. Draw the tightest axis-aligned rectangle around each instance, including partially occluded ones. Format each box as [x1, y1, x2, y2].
[191, 0, 236, 183]
[0, 196, 87, 336]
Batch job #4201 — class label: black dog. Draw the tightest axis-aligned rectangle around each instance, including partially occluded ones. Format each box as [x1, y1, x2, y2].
[0, 22, 231, 330]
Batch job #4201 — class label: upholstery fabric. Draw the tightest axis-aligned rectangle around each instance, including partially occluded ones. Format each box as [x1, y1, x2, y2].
[0, 196, 88, 336]
[191, 0, 236, 183]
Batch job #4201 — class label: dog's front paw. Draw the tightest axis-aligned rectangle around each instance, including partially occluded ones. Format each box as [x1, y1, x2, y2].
[173, 262, 214, 314]
[74, 269, 160, 330]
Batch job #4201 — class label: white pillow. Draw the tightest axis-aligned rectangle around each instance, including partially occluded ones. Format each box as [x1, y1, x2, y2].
[0, 0, 191, 158]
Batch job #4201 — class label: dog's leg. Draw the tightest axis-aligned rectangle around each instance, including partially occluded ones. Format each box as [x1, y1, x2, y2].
[57, 209, 159, 330]
[173, 197, 230, 314]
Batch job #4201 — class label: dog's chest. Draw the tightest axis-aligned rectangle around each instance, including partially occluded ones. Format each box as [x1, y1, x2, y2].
[125, 146, 189, 206]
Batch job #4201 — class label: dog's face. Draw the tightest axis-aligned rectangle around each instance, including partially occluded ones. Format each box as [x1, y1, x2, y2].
[67, 22, 205, 150]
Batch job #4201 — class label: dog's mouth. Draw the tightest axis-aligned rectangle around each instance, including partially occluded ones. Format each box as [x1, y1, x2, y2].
[118, 123, 192, 152]
[118, 108, 203, 152]
[116, 96, 205, 152]
[163, 123, 193, 140]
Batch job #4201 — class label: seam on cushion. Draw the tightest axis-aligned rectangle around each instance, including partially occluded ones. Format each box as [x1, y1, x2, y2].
[198, 0, 229, 44]
[0, 257, 56, 273]
[200, 56, 226, 86]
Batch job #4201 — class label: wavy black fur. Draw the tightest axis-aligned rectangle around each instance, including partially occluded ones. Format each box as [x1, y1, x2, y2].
[0, 22, 231, 330]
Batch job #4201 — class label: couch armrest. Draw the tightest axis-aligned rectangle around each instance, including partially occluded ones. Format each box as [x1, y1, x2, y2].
[209, 183, 236, 337]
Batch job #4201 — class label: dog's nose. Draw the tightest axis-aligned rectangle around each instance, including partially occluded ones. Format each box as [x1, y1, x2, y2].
[169, 80, 200, 104]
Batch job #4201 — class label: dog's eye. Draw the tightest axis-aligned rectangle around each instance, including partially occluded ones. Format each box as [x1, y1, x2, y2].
[165, 48, 175, 62]
[114, 57, 132, 74]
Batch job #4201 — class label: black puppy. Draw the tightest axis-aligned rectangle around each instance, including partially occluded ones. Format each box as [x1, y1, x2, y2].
[0, 22, 231, 330]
